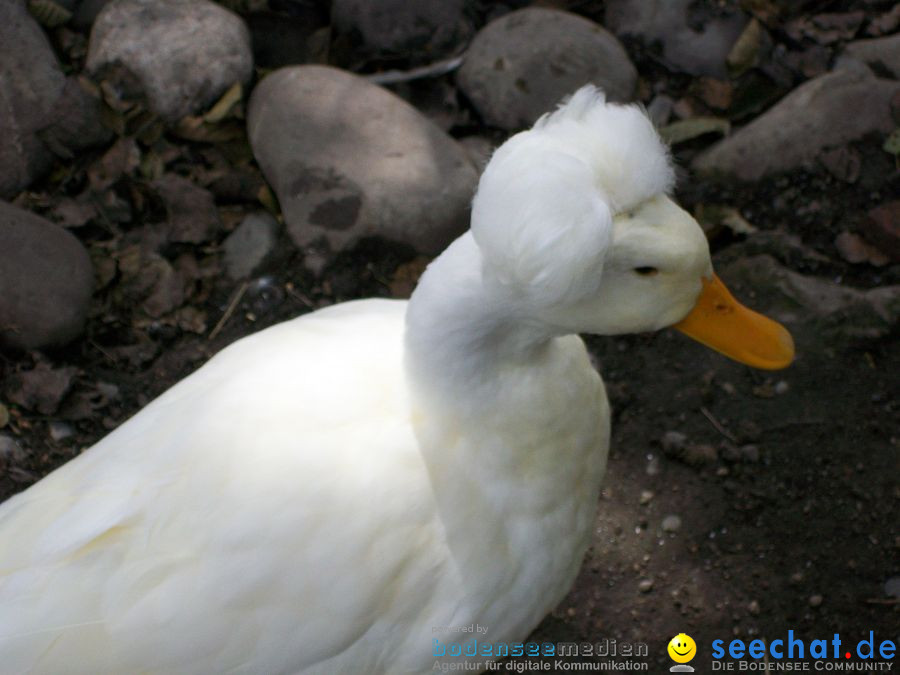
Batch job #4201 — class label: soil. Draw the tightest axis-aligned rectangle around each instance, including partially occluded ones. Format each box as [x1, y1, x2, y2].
[1, 0, 898, 671]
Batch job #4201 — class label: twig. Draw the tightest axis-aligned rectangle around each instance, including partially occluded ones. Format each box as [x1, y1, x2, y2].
[285, 284, 314, 309]
[864, 598, 899, 605]
[89, 339, 116, 365]
[365, 55, 464, 86]
[209, 281, 248, 341]
[700, 406, 738, 443]
[762, 419, 826, 433]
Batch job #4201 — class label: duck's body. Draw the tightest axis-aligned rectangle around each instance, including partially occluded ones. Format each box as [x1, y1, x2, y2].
[0, 235, 608, 674]
[0, 87, 793, 674]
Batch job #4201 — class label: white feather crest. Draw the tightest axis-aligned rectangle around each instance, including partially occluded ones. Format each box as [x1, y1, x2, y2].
[470, 85, 673, 303]
[534, 85, 674, 214]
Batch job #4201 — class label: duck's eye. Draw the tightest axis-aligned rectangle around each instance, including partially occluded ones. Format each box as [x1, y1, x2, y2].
[633, 266, 659, 276]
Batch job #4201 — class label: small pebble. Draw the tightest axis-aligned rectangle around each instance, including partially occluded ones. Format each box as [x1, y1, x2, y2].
[722, 443, 742, 462]
[661, 430, 688, 454]
[647, 94, 674, 126]
[741, 445, 761, 463]
[774, 380, 790, 395]
[639, 490, 654, 505]
[682, 443, 718, 466]
[808, 594, 824, 608]
[0, 433, 27, 466]
[638, 578, 654, 593]
[662, 515, 682, 533]
[48, 420, 75, 442]
[884, 576, 900, 598]
[96, 382, 120, 401]
[245, 276, 285, 315]
[748, 599, 761, 615]
[223, 212, 279, 281]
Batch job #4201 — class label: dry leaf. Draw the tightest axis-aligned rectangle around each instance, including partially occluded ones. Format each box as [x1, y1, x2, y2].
[257, 184, 280, 215]
[204, 82, 243, 124]
[173, 116, 245, 143]
[727, 18, 763, 76]
[659, 117, 730, 145]
[695, 204, 756, 237]
[5, 362, 79, 416]
[51, 198, 97, 228]
[88, 137, 141, 191]
[834, 232, 889, 267]
[389, 257, 430, 298]
[28, 0, 71, 27]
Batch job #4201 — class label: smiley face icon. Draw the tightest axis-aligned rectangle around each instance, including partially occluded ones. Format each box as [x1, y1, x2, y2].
[668, 633, 697, 664]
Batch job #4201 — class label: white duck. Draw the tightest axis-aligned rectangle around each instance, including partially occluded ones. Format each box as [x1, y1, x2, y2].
[0, 86, 793, 674]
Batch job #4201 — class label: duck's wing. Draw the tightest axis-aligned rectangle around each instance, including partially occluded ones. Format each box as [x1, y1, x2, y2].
[0, 299, 443, 674]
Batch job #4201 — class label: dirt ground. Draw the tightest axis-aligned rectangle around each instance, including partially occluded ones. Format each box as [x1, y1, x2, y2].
[1, 0, 898, 671]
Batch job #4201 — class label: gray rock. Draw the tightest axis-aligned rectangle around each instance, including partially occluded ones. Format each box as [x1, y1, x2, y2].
[605, 0, 748, 78]
[0, 0, 66, 198]
[741, 445, 760, 463]
[862, 201, 900, 263]
[48, 420, 75, 442]
[694, 63, 900, 181]
[0, 434, 27, 467]
[661, 515, 682, 533]
[647, 94, 674, 127]
[332, 0, 472, 62]
[87, 0, 253, 121]
[247, 66, 478, 256]
[0, 202, 93, 351]
[223, 212, 279, 280]
[39, 76, 113, 160]
[885, 576, 900, 599]
[843, 34, 900, 79]
[661, 430, 688, 454]
[718, 254, 900, 345]
[457, 8, 637, 130]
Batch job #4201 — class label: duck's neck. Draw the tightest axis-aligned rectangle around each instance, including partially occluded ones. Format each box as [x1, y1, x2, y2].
[403, 233, 607, 629]
[404, 233, 556, 413]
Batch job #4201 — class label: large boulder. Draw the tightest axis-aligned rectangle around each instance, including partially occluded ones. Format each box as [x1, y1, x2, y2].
[457, 8, 637, 130]
[604, 0, 748, 78]
[0, 202, 94, 351]
[843, 33, 900, 79]
[693, 62, 900, 181]
[331, 0, 472, 62]
[719, 254, 899, 346]
[247, 66, 478, 257]
[87, 0, 253, 121]
[0, 0, 65, 198]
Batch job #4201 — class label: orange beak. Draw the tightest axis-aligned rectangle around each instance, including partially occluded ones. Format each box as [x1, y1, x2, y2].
[673, 274, 795, 370]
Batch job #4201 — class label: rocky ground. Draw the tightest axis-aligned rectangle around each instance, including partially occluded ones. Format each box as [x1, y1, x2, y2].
[0, 0, 898, 670]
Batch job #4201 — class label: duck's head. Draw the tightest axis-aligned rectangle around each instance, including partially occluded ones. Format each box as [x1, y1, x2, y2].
[470, 86, 794, 370]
